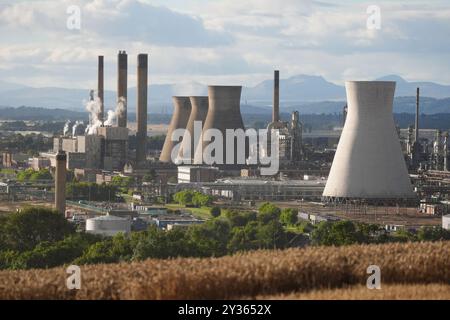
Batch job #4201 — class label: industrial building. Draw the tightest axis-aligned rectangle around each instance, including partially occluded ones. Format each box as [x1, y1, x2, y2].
[323, 81, 417, 205]
[172, 178, 325, 202]
[44, 51, 149, 172]
[265, 70, 303, 164]
[177, 166, 218, 183]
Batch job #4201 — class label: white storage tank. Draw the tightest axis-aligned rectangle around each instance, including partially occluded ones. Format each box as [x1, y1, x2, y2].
[86, 214, 131, 237]
[443, 215, 450, 230]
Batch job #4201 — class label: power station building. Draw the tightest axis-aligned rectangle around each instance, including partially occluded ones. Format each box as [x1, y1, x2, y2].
[48, 50, 149, 172]
[323, 81, 417, 205]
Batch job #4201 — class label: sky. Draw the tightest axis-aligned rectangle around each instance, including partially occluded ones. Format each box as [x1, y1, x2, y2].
[1, 0, 450, 90]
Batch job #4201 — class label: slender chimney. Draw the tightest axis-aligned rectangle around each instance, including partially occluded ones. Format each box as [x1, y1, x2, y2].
[55, 150, 67, 215]
[136, 53, 148, 164]
[444, 132, 449, 171]
[117, 50, 128, 128]
[98, 55, 104, 124]
[415, 87, 419, 143]
[273, 70, 280, 123]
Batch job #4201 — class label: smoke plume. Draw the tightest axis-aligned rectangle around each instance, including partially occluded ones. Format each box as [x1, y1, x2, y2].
[85, 96, 103, 135]
[104, 97, 126, 126]
[63, 120, 71, 136]
[72, 120, 84, 137]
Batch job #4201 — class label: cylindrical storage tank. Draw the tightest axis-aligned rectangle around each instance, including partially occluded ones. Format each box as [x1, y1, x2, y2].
[443, 215, 450, 230]
[86, 215, 131, 237]
[177, 96, 209, 163]
[159, 97, 192, 163]
[323, 81, 416, 204]
[194, 86, 247, 166]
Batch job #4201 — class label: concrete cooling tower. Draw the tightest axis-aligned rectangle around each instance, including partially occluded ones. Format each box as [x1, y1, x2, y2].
[323, 81, 416, 205]
[194, 86, 247, 166]
[178, 96, 209, 163]
[159, 97, 192, 163]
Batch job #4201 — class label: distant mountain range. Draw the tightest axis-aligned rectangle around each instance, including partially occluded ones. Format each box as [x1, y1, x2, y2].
[0, 75, 449, 114]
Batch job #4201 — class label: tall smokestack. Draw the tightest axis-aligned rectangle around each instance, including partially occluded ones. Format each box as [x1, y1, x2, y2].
[98, 55, 104, 124]
[160, 97, 192, 163]
[55, 150, 67, 215]
[415, 87, 420, 143]
[136, 53, 148, 164]
[273, 70, 280, 123]
[117, 50, 128, 128]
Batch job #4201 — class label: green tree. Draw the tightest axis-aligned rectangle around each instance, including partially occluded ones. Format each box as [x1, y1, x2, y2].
[132, 226, 195, 260]
[66, 182, 118, 201]
[17, 168, 34, 181]
[210, 206, 221, 218]
[187, 219, 231, 257]
[111, 176, 135, 193]
[4, 233, 101, 270]
[192, 193, 213, 207]
[0, 207, 75, 252]
[392, 229, 417, 242]
[311, 221, 366, 246]
[280, 208, 298, 226]
[29, 169, 52, 181]
[173, 190, 195, 206]
[417, 226, 450, 241]
[224, 210, 257, 228]
[255, 220, 287, 249]
[143, 169, 156, 182]
[258, 203, 281, 224]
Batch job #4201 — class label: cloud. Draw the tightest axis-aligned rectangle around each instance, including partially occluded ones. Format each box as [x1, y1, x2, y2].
[0, 0, 232, 47]
[1, 0, 450, 89]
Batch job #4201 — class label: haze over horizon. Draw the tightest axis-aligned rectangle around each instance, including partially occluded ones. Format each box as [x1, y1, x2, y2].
[1, 0, 450, 90]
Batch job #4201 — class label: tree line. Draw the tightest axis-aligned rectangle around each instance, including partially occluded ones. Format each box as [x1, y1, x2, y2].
[1, 205, 449, 270]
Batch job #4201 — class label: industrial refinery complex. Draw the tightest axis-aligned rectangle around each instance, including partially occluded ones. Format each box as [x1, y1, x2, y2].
[1, 49, 449, 236]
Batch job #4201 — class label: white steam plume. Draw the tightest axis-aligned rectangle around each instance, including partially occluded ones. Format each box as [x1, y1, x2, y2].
[85, 96, 103, 135]
[72, 120, 84, 137]
[63, 120, 71, 136]
[104, 97, 126, 126]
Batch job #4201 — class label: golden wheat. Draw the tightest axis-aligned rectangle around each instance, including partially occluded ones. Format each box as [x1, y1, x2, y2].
[258, 284, 450, 300]
[0, 241, 448, 300]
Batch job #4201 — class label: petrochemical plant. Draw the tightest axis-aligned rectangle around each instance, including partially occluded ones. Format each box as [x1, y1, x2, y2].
[1, 49, 449, 235]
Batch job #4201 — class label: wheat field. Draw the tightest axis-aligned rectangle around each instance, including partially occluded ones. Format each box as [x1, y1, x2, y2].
[0, 241, 448, 300]
[258, 284, 450, 300]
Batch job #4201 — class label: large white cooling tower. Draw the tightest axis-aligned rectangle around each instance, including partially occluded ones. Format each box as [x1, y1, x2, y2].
[323, 81, 416, 203]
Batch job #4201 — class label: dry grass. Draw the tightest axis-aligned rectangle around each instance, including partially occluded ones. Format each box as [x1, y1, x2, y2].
[258, 284, 450, 300]
[0, 241, 448, 300]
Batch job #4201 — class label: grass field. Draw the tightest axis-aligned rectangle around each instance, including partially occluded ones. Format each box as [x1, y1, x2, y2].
[0, 241, 448, 300]
[165, 204, 212, 220]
